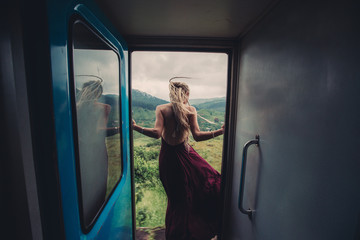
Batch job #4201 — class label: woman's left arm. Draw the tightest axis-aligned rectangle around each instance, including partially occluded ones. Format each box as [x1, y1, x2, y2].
[133, 106, 164, 139]
[189, 106, 224, 141]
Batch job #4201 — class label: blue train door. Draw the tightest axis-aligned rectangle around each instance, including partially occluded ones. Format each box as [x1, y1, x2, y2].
[47, 1, 133, 239]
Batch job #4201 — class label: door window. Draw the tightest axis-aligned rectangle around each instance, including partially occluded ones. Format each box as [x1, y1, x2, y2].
[70, 19, 123, 231]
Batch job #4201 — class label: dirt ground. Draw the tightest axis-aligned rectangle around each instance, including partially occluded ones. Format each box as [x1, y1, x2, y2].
[136, 226, 165, 240]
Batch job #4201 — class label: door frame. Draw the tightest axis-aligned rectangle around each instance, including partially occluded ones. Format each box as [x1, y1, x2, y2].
[127, 37, 239, 239]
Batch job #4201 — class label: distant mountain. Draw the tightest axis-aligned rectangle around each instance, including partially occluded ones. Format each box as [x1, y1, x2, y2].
[101, 90, 226, 113]
[192, 97, 226, 112]
[132, 89, 168, 110]
[132, 89, 226, 112]
[189, 97, 225, 105]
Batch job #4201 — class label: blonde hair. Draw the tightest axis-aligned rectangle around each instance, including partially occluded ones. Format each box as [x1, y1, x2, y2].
[76, 80, 103, 107]
[169, 78, 191, 136]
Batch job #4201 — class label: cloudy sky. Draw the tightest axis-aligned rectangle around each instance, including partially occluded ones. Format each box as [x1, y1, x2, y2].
[131, 51, 228, 101]
[73, 49, 120, 94]
[73, 50, 228, 101]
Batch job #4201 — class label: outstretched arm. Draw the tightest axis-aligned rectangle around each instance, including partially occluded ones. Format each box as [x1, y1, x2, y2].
[189, 106, 224, 142]
[132, 106, 164, 139]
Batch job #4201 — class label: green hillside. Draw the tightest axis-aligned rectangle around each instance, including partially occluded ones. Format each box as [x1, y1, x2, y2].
[132, 89, 168, 110]
[193, 97, 226, 112]
[189, 97, 225, 106]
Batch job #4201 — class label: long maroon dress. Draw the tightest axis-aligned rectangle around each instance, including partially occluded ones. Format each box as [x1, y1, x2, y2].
[159, 139, 221, 240]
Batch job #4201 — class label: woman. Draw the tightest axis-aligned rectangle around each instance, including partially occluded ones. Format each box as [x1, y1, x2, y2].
[133, 79, 224, 240]
[76, 79, 120, 226]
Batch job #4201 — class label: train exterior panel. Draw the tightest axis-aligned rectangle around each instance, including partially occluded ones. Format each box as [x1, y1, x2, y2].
[46, 0, 133, 239]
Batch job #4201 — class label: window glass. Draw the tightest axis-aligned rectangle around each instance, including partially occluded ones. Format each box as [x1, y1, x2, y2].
[71, 20, 123, 230]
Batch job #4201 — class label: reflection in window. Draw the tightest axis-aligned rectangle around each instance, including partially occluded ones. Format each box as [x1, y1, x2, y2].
[71, 20, 122, 230]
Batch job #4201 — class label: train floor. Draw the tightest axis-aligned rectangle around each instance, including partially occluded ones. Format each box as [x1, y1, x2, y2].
[136, 226, 165, 240]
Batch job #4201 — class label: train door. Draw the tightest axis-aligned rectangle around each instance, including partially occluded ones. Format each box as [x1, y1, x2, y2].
[222, 0, 360, 239]
[47, 1, 133, 239]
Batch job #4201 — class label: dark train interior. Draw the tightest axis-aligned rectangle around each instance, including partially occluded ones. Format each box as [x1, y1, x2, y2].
[1, 0, 360, 239]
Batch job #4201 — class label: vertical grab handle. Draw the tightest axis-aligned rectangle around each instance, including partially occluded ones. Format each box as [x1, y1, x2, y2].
[238, 135, 260, 219]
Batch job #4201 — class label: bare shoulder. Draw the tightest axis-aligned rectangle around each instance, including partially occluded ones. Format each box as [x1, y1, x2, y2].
[188, 105, 197, 114]
[156, 103, 172, 116]
[156, 103, 172, 111]
[95, 102, 111, 112]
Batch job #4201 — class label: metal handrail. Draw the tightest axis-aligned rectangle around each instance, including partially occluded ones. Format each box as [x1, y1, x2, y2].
[238, 135, 260, 219]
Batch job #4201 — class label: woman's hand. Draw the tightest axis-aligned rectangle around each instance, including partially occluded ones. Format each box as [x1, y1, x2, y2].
[132, 119, 136, 128]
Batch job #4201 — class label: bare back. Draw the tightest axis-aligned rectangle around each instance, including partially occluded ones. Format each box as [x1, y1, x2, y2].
[157, 103, 195, 145]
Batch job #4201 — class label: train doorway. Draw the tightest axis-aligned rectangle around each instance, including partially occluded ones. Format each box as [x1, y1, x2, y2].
[130, 51, 229, 239]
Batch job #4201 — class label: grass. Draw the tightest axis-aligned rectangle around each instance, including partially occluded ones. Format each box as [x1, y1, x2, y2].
[189, 136, 223, 172]
[105, 134, 122, 198]
[136, 187, 167, 227]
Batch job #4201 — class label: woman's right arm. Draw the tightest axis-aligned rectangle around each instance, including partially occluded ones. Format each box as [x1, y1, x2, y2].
[189, 106, 224, 142]
[132, 105, 164, 139]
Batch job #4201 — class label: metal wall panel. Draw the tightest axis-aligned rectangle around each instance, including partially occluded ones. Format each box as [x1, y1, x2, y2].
[225, 0, 360, 239]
